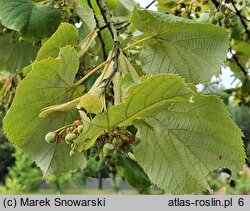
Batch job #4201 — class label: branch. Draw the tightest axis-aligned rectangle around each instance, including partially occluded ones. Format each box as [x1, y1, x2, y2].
[114, 21, 129, 27]
[87, 0, 107, 60]
[210, 0, 220, 8]
[231, 1, 250, 38]
[97, 0, 118, 41]
[210, 0, 250, 41]
[146, 0, 156, 9]
[116, 22, 130, 30]
[97, 0, 120, 89]
[230, 49, 248, 77]
[226, 7, 250, 22]
[99, 21, 130, 31]
[102, 41, 120, 88]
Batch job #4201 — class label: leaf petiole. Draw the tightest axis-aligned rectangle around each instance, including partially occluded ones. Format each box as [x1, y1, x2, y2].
[122, 35, 155, 51]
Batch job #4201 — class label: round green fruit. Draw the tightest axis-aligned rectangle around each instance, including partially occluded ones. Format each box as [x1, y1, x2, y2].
[228, 12, 235, 19]
[215, 12, 224, 21]
[45, 132, 56, 144]
[209, 16, 218, 25]
[222, 18, 230, 26]
[220, 5, 227, 13]
[65, 133, 77, 144]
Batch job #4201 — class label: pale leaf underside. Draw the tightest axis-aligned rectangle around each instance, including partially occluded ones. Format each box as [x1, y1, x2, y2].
[134, 95, 245, 193]
[131, 8, 229, 84]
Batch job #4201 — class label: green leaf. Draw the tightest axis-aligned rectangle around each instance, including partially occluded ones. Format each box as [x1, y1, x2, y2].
[74, 74, 191, 151]
[131, 7, 229, 84]
[3, 46, 86, 175]
[107, 0, 136, 17]
[0, 0, 62, 40]
[22, 23, 78, 75]
[134, 95, 245, 194]
[0, 32, 39, 73]
[116, 156, 151, 190]
[36, 23, 78, 61]
[157, 0, 177, 13]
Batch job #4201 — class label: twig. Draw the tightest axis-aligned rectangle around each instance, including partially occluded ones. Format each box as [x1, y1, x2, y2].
[87, 0, 107, 60]
[97, 0, 120, 89]
[102, 41, 120, 88]
[210, 0, 220, 8]
[211, 0, 250, 38]
[99, 24, 108, 31]
[146, 0, 156, 9]
[116, 22, 130, 30]
[226, 7, 250, 22]
[97, 0, 118, 40]
[99, 21, 130, 31]
[230, 49, 248, 77]
[114, 21, 129, 27]
[231, 1, 250, 38]
[210, 0, 249, 22]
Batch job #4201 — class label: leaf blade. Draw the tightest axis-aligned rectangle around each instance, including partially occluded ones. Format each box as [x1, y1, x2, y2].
[0, 0, 62, 40]
[0, 32, 39, 73]
[134, 95, 245, 194]
[3, 46, 86, 175]
[131, 7, 229, 84]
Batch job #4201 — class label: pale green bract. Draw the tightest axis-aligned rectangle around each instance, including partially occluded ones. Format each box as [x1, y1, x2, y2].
[3, 46, 86, 175]
[0, 0, 61, 40]
[131, 7, 229, 84]
[134, 95, 245, 194]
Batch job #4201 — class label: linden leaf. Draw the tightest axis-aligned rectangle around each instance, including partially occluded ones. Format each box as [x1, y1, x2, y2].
[134, 95, 245, 194]
[0, 0, 62, 40]
[131, 7, 229, 84]
[0, 32, 39, 73]
[3, 46, 86, 175]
